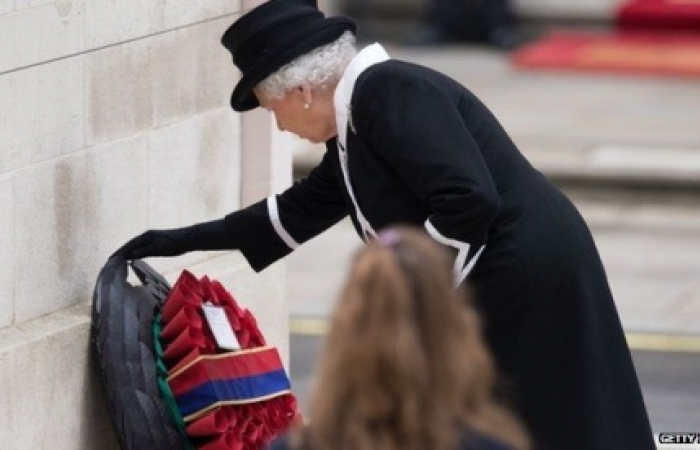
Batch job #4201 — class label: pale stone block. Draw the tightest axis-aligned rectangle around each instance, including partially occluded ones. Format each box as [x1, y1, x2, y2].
[86, 16, 238, 145]
[150, 19, 237, 126]
[241, 112, 294, 205]
[0, 0, 13, 14]
[0, 1, 84, 73]
[148, 26, 203, 125]
[0, 175, 13, 328]
[271, 126, 294, 194]
[133, 108, 241, 286]
[147, 109, 241, 229]
[161, 0, 241, 30]
[87, 137, 151, 261]
[13, 136, 149, 322]
[84, 0, 242, 50]
[0, 57, 84, 173]
[83, 0, 160, 49]
[85, 36, 154, 145]
[87, 17, 235, 146]
[195, 18, 242, 114]
[0, 304, 119, 449]
[241, 109, 275, 206]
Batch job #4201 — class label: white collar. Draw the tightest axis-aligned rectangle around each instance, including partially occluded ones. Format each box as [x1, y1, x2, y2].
[333, 43, 390, 146]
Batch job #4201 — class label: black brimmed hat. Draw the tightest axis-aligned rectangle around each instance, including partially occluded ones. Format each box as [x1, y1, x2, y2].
[221, 0, 357, 112]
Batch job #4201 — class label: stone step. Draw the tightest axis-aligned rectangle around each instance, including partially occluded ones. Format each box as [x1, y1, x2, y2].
[523, 143, 700, 190]
[293, 140, 700, 193]
[326, 0, 618, 22]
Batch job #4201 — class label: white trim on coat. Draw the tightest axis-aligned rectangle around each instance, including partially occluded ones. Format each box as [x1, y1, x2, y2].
[267, 196, 299, 250]
[424, 218, 485, 286]
[332, 43, 390, 240]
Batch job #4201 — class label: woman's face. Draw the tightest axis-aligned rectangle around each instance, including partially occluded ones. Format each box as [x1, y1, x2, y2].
[255, 86, 337, 144]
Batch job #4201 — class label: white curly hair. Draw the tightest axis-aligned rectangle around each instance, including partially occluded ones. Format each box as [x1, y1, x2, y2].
[255, 31, 357, 99]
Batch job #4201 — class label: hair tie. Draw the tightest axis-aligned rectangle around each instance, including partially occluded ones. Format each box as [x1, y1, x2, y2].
[377, 229, 401, 248]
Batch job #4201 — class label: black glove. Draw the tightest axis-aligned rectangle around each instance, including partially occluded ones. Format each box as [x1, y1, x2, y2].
[112, 218, 238, 260]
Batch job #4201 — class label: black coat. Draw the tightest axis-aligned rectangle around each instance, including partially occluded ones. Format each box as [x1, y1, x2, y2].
[225, 45, 654, 450]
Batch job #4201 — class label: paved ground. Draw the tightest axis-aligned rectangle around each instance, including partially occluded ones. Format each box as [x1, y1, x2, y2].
[283, 44, 700, 441]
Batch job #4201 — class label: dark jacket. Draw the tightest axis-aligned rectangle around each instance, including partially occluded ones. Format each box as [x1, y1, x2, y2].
[225, 46, 654, 450]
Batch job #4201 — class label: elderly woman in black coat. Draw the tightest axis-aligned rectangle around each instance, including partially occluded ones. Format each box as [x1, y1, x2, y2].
[114, 1, 655, 448]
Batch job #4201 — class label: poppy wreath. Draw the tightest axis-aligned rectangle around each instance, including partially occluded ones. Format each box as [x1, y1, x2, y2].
[91, 259, 299, 450]
[153, 270, 299, 450]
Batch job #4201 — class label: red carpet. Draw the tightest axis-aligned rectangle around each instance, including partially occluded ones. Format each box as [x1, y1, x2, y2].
[617, 0, 700, 32]
[511, 31, 700, 77]
[511, 0, 700, 77]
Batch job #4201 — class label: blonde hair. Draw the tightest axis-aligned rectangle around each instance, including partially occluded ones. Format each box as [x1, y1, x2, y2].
[294, 226, 529, 450]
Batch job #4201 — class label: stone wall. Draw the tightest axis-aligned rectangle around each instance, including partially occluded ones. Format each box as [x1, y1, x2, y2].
[0, 0, 290, 447]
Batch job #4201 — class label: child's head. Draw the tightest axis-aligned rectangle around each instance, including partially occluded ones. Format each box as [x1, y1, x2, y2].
[304, 226, 528, 450]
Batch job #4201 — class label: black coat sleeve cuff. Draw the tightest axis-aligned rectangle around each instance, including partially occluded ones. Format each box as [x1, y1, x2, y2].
[224, 199, 293, 272]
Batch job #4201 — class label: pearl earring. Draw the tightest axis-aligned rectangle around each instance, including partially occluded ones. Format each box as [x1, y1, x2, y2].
[303, 103, 310, 110]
